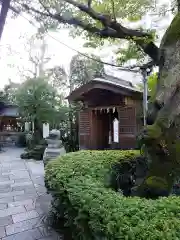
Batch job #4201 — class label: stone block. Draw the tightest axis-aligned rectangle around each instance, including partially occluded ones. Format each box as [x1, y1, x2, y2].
[14, 193, 38, 202]
[14, 178, 31, 183]
[12, 210, 39, 223]
[11, 182, 32, 188]
[0, 197, 13, 204]
[0, 181, 14, 187]
[0, 226, 6, 238]
[8, 199, 34, 208]
[5, 217, 43, 235]
[0, 186, 12, 193]
[0, 206, 26, 218]
[0, 203, 7, 210]
[0, 177, 10, 182]
[9, 171, 30, 180]
[2, 228, 42, 240]
[0, 190, 24, 199]
[0, 216, 12, 227]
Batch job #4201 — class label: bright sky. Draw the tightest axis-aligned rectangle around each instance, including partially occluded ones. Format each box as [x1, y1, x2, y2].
[0, 1, 173, 89]
[0, 13, 87, 88]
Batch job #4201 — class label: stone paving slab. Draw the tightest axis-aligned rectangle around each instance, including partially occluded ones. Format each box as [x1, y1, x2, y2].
[0, 204, 7, 210]
[0, 163, 26, 169]
[0, 178, 10, 182]
[9, 171, 30, 180]
[0, 206, 26, 218]
[0, 226, 6, 238]
[14, 178, 31, 183]
[8, 199, 34, 208]
[2, 228, 42, 240]
[38, 237, 62, 240]
[0, 197, 13, 204]
[0, 181, 14, 186]
[14, 193, 38, 202]
[12, 185, 35, 192]
[0, 186, 12, 194]
[5, 217, 43, 235]
[12, 210, 39, 223]
[2, 169, 29, 175]
[0, 190, 24, 199]
[11, 181, 32, 188]
[0, 216, 13, 227]
[0, 148, 61, 240]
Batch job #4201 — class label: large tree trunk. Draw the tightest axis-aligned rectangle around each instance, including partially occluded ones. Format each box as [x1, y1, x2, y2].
[138, 13, 180, 198]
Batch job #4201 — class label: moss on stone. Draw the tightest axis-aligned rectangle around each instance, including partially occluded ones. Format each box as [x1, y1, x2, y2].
[146, 176, 168, 190]
[162, 13, 180, 46]
[146, 123, 162, 139]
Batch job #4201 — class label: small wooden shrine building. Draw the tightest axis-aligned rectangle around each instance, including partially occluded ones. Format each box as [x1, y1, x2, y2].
[67, 74, 143, 150]
[0, 102, 21, 145]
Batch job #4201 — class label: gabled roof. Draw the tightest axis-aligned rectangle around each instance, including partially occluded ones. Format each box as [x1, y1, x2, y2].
[67, 74, 142, 102]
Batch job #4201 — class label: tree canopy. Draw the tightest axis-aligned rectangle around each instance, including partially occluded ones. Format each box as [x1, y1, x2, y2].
[0, 0, 178, 69]
[15, 77, 58, 124]
[70, 53, 104, 89]
[7, 0, 170, 67]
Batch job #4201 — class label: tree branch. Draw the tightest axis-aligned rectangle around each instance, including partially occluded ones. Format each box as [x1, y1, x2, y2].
[111, 0, 116, 21]
[62, 0, 159, 62]
[0, 0, 11, 41]
[20, 1, 159, 64]
[88, 0, 92, 8]
[22, 3, 118, 38]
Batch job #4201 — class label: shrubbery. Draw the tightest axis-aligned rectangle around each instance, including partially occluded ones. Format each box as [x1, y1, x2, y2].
[45, 150, 180, 239]
[20, 138, 47, 160]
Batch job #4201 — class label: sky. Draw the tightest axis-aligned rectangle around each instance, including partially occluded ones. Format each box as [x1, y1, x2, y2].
[0, 14, 86, 88]
[0, 1, 173, 89]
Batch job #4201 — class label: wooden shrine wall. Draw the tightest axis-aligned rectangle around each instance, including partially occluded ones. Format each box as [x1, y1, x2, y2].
[78, 109, 92, 149]
[78, 98, 142, 150]
[117, 106, 137, 149]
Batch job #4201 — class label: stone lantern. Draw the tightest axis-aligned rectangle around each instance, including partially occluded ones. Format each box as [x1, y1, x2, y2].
[43, 129, 66, 166]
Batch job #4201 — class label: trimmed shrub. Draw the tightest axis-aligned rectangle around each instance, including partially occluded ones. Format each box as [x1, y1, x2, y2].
[45, 150, 180, 239]
[20, 144, 47, 160]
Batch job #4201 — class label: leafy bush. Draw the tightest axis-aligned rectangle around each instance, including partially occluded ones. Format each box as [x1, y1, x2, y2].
[20, 144, 46, 160]
[45, 150, 180, 239]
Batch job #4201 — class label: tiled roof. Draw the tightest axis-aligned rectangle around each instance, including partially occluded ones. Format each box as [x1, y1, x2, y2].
[92, 74, 142, 93]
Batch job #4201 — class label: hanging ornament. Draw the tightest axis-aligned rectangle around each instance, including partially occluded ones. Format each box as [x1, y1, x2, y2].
[125, 97, 128, 105]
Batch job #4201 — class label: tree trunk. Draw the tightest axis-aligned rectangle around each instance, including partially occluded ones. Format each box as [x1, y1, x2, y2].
[0, 0, 11, 41]
[138, 13, 180, 198]
[33, 118, 42, 145]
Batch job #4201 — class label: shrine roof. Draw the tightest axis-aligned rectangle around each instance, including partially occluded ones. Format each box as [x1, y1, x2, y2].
[0, 104, 19, 117]
[67, 74, 142, 102]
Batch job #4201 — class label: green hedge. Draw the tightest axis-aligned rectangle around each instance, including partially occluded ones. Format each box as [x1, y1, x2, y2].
[45, 150, 180, 239]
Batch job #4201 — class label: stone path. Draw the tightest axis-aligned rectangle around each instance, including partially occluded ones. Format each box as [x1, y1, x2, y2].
[0, 148, 61, 240]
